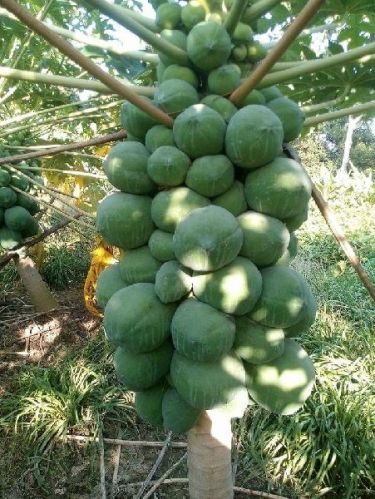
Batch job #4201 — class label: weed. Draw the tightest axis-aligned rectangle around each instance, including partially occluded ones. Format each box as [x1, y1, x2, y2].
[0, 335, 134, 454]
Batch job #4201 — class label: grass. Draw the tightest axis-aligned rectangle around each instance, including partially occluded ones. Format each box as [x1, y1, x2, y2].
[0, 169, 374, 497]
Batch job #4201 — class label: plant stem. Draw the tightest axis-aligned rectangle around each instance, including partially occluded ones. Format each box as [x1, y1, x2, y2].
[258, 42, 375, 88]
[0, 100, 122, 139]
[304, 100, 375, 126]
[301, 85, 350, 114]
[1, 0, 172, 126]
[0, 95, 112, 129]
[230, 0, 325, 104]
[263, 22, 344, 49]
[17, 165, 106, 180]
[5, 164, 96, 219]
[44, 21, 158, 63]
[81, 0, 189, 66]
[121, 7, 160, 33]
[224, 0, 248, 34]
[10, 185, 95, 231]
[0, 0, 54, 96]
[0, 66, 155, 96]
[0, 130, 127, 166]
[243, 0, 283, 22]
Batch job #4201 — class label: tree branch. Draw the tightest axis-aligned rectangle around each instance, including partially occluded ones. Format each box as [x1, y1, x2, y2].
[0, 0, 172, 127]
[230, 0, 325, 104]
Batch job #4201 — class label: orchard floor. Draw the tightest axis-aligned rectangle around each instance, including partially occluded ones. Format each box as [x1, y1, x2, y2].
[0, 170, 374, 498]
[0, 286, 287, 499]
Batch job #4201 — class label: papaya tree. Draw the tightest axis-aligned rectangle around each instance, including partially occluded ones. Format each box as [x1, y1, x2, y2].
[0, 0, 374, 497]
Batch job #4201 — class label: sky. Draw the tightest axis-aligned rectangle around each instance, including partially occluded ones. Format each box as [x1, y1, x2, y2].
[110, 0, 155, 51]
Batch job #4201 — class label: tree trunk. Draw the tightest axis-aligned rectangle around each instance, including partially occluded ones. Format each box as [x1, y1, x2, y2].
[15, 255, 58, 313]
[337, 114, 361, 179]
[187, 410, 233, 499]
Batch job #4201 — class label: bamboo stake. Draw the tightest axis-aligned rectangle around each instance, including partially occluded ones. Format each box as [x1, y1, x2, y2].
[124, 478, 288, 499]
[230, 0, 325, 104]
[224, 0, 248, 34]
[0, 66, 155, 96]
[143, 452, 187, 499]
[0, 130, 127, 166]
[284, 144, 375, 303]
[65, 434, 187, 448]
[304, 100, 375, 126]
[82, 0, 189, 66]
[135, 432, 172, 499]
[0, 0, 172, 127]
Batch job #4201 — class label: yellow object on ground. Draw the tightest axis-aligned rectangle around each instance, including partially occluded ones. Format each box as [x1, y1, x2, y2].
[84, 237, 116, 317]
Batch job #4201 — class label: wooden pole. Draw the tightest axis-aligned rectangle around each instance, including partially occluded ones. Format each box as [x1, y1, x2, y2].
[187, 411, 233, 499]
[230, 0, 325, 104]
[0, 0, 172, 127]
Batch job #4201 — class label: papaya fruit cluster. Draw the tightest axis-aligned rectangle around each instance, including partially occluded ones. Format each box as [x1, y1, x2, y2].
[95, 1, 316, 433]
[0, 158, 41, 250]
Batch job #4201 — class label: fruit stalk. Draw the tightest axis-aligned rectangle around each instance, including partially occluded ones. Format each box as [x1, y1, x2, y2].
[81, 0, 190, 66]
[224, 0, 248, 35]
[0, 0, 172, 126]
[230, 0, 325, 104]
[188, 411, 233, 499]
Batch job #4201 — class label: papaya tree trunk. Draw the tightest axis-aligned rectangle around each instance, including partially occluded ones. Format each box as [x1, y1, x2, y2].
[187, 410, 233, 499]
[15, 255, 58, 313]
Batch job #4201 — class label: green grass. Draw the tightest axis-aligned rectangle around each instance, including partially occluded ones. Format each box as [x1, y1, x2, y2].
[1, 335, 134, 451]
